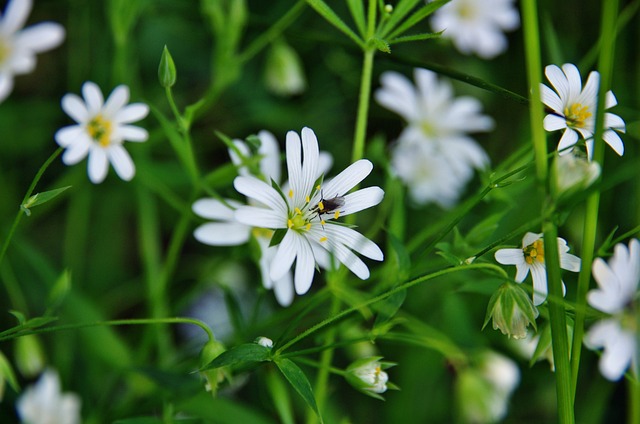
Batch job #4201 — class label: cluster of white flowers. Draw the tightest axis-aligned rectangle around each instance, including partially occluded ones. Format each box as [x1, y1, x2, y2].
[430, 0, 520, 59]
[376, 68, 493, 208]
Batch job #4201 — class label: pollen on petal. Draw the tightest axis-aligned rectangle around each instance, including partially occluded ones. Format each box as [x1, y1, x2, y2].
[334, 210, 340, 219]
[288, 189, 294, 198]
[320, 236, 328, 242]
[305, 223, 311, 231]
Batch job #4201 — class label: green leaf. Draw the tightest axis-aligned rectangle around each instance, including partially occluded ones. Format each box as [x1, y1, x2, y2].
[387, 0, 450, 40]
[373, 289, 406, 330]
[306, 0, 364, 48]
[177, 391, 276, 424]
[21, 186, 72, 216]
[372, 37, 391, 53]
[9, 310, 26, 326]
[201, 343, 271, 371]
[269, 228, 288, 247]
[275, 358, 322, 422]
[345, 0, 366, 37]
[377, 0, 422, 38]
[47, 269, 71, 311]
[389, 31, 441, 45]
[0, 350, 20, 392]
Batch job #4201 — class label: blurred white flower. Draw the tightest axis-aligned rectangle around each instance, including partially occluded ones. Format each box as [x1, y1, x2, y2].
[430, 0, 520, 59]
[456, 351, 520, 424]
[541, 63, 626, 160]
[553, 152, 600, 198]
[0, 0, 65, 102]
[234, 127, 384, 296]
[55, 81, 149, 183]
[16, 369, 81, 424]
[495, 232, 581, 306]
[255, 336, 274, 348]
[584, 239, 639, 381]
[264, 39, 306, 96]
[376, 68, 492, 207]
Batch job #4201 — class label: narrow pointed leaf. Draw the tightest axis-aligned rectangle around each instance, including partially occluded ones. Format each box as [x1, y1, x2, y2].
[201, 343, 271, 370]
[306, 0, 364, 48]
[345, 0, 366, 37]
[377, 0, 422, 38]
[389, 31, 441, 45]
[387, 0, 450, 40]
[275, 358, 322, 422]
[21, 186, 72, 215]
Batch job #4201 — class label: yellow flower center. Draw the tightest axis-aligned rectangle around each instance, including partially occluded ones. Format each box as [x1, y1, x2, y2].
[0, 38, 10, 64]
[287, 210, 311, 232]
[420, 120, 437, 137]
[564, 103, 592, 128]
[523, 239, 545, 265]
[87, 115, 113, 147]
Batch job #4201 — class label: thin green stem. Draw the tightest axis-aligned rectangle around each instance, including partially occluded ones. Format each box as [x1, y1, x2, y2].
[0, 148, 62, 270]
[276, 263, 506, 354]
[0, 317, 215, 344]
[570, 0, 619, 401]
[294, 357, 347, 376]
[522, 0, 573, 422]
[630, 378, 640, 424]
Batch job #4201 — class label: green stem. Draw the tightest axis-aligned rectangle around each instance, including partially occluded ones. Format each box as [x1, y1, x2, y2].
[570, 0, 619, 401]
[0, 317, 215, 343]
[521, 0, 573, 422]
[0, 148, 62, 270]
[276, 263, 506, 354]
[630, 378, 640, 424]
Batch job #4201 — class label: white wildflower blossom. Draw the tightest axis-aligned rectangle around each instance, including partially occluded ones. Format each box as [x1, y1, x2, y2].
[233, 127, 384, 296]
[16, 369, 81, 424]
[55, 81, 149, 183]
[430, 0, 520, 59]
[584, 239, 639, 381]
[495, 232, 581, 306]
[0, 0, 65, 102]
[541, 63, 626, 160]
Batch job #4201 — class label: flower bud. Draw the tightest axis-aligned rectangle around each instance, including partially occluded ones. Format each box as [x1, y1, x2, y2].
[158, 45, 177, 88]
[484, 283, 538, 339]
[255, 336, 273, 348]
[15, 335, 46, 378]
[345, 357, 396, 399]
[552, 152, 600, 199]
[264, 39, 306, 96]
[199, 339, 227, 396]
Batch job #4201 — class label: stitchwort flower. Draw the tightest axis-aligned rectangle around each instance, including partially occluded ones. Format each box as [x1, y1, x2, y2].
[55, 81, 149, 183]
[376, 68, 492, 207]
[345, 357, 396, 399]
[541, 63, 626, 160]
[584, 239, 639, 381]
[495, 232, 581, 306]
[16, 369, 81, 424]
[0, 0, 65, 103]
[233, 127, 384, 297]
[430, 0, 520, 59]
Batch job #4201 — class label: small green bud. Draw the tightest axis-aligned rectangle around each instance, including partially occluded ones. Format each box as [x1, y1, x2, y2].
[158, 45, 177, 88]
[15, 335, 46, 378]
[484, 283, 538, 339]
[199, 339, 227, 397]
[345, 357, 397, 399]
[265, 40, 306, 97]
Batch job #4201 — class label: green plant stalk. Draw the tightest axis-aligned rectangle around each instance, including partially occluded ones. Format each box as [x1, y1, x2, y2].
[275, 263, 507, 354]
[0, 317, 215, 343]
[521, 0, 573, 422]
[630, 377, 640, 424]
[570, 0, 619, 400]
[0, 148, 62, 271]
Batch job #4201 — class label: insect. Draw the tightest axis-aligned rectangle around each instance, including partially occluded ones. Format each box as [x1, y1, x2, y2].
[310, 191, 345, 222]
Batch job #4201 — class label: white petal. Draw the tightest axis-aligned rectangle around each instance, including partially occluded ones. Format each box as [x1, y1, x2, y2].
[543, 114, 567, 132]
[530, 262, 548, 306]
[272, 271, 294, 307]
[494, 248, 524, 266]
[192, 198, 243, 220]
[557, 129, 579, 155]
[2, 0, 32, 35]
[318, 151, 333, 176]
[234, 206, 286, 229]
[0, 72, 14, 103]
[541, 83, 563, 112]
[604, 112, 625, 131]
[61, 93, 89, 123]
[375, 71, 419, 122]
[522, 232, 542, 247]
[61, 137, 90, 165]
[605, 90, 618, 108]
[299, 127, 320, 204]
[285, 130, 303, 203]
[229, 140, 251, 175]
[320, 160, 373, 200]
[562, 63, 584, 103]
[15, 23, 65, 52]
[294, 238, 315, 295]
[338, 186, 384, 217]
[193, 222, 251, 246]
[602, 130, 624, 156]
[545, 65, 570, 102]
[257, 130, 282, 183]
[315, 224, 383, 261]
[87, 147, 109, 183]
[82, 82, 104, 116]
[107, 144, 135, 181]
[55, 125, 84, 147]
[319, 237, 370, 279]
[103, 85, 130, 118]
[233, 176, 288, 216]
[115, 125, 148, 142]
[270, 231, 298, 281]
[114, 103, 150, 124]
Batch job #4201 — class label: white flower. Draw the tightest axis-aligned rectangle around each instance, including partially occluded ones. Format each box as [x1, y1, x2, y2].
[584, 239, 639, 381]
[0, 0, 65, 103]
[494, 232, 581, 306]
[346, 357, 392, 395]
[233, 127, 384, 296]
[16, 369, 81, 424]
[430, 0, 520, 59]
[376, 68, 492, 207]
[541, 63, 626, 160]
[553, 152, 600, 197]
[55, 81, 149, 183]
[255, 336, 274, 348]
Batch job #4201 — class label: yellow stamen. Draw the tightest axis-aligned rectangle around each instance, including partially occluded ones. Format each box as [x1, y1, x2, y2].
[319, 236, 327, 242]
[87, 115, 113, 147]
[320, 219, 326, 226]
[333, 210, 340, 220]
[316, 184, 321, 190]
[294, 207, 303, 215]
[523, 239, 545, 265]
[288, 189, 294, 198]
[318, 201, 325, 212]
[564, 103, 592, 128]
[287, 219, 294, 229]
[305, 195, 310, 203]
[305, 223, 311, 231]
